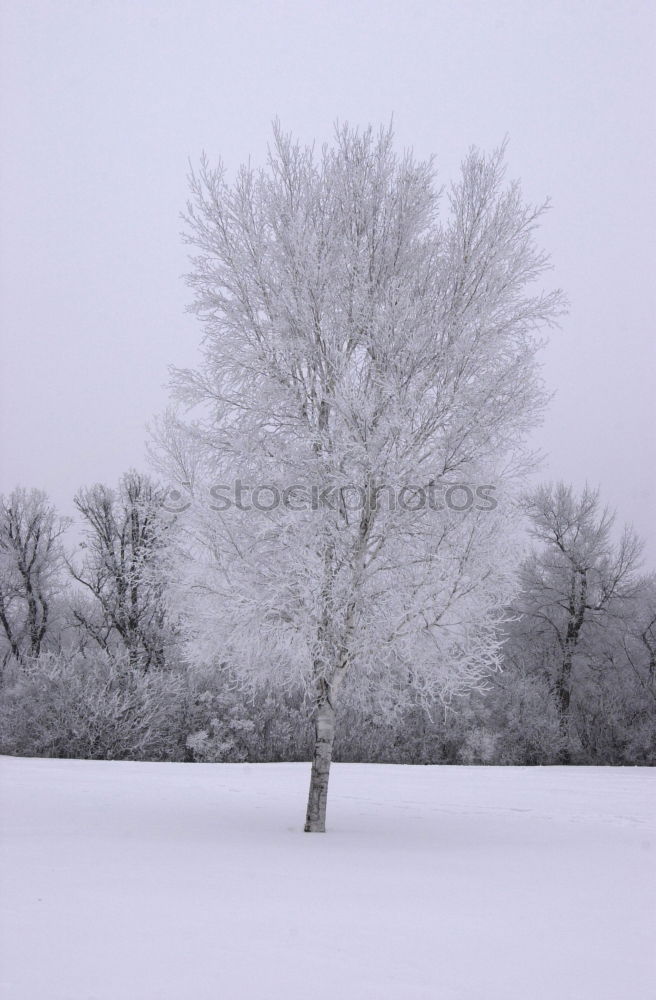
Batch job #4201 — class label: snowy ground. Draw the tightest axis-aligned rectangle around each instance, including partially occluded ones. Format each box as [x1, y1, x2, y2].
[0, 757, 654, 1000]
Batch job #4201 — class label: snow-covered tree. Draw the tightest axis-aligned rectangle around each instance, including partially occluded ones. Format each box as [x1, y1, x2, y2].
[0, 488, 70, 664]
[516, 482, 644, 761]
[70, 471, 174, 671]
[162, 123, 564, 829]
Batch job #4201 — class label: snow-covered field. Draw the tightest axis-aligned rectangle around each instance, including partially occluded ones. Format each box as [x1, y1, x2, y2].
[0, 757, 654, 1000]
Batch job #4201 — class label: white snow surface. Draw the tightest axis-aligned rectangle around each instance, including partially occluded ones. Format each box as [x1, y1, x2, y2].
[1, 757, 654, 1000]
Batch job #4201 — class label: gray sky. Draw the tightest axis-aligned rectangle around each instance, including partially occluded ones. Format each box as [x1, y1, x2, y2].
[1, 0, 654, 559]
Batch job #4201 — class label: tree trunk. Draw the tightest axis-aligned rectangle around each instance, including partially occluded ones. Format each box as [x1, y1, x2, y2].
[304, 685, 336, 832]
[556, 650, 573, 764]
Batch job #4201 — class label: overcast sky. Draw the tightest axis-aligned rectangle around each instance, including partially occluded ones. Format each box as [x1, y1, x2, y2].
[1, 0, 654, 559]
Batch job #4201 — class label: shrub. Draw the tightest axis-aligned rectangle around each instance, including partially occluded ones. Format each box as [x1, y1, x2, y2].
[0, 652, 188, 760]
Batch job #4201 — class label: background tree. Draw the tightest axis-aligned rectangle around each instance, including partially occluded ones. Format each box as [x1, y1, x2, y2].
[69, 471, 174, 671]
[516, 482, 643, 761]
[573, 572, 656, 762]
[0, 488, 70, 664]
[160, 122, 564, 831]
[626, 574, 656, 691]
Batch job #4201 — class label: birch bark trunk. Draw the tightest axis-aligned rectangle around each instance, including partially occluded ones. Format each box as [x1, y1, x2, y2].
[304, 683, 336, 832]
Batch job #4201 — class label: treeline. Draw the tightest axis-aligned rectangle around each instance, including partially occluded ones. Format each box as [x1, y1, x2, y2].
[0, 473, 654, 765]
